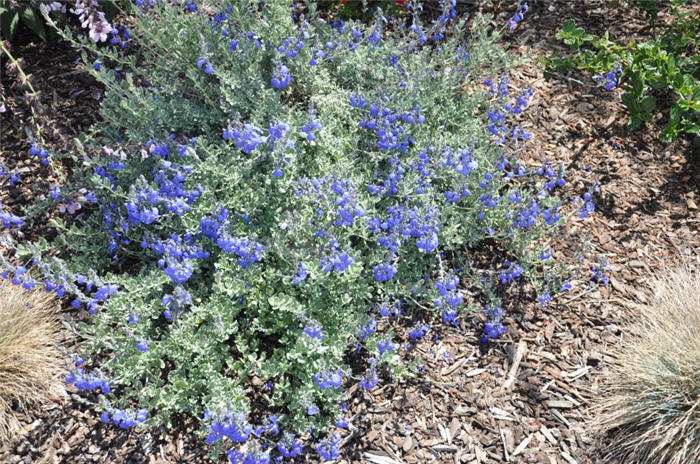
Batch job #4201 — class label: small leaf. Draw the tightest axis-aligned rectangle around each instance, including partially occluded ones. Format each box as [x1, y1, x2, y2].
[19, 8, 46, 41]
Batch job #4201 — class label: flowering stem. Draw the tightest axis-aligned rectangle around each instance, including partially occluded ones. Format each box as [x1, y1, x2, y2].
[0, 41, 68, 181]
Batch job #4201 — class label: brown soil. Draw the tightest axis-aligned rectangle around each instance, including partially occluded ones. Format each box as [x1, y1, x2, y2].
[1, 1, 698, 463]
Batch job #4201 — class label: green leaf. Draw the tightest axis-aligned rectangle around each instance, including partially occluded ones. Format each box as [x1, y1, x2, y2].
[19, 8, 46, 41]
[0, 10, 18, 41]
[641, 95, 656, 111]
[268, 294, 303, 315]
[628, 115, 642, 131]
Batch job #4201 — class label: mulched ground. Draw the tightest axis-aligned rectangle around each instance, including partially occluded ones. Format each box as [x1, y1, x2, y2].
[1, 1, 698, 463]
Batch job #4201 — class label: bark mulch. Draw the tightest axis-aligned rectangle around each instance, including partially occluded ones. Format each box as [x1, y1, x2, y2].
[1, 1, 698, 463]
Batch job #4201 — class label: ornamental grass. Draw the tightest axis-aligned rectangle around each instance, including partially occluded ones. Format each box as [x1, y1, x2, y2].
[0, 280, 65, 442]
[593, 261, 700, 464]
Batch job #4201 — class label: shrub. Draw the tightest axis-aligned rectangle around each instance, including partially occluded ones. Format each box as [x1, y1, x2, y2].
[0, 279, 65, 442]
[546, 0, 699, 141]
[593, 263, 700, 464]
[10, 0, 590, 461]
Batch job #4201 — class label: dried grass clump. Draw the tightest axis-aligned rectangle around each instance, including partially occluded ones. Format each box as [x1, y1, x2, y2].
[0, 280, 66, 442]
[593, 263, 700, 464]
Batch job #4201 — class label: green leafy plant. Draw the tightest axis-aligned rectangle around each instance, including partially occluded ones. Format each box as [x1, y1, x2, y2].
[545, 1, 699, 141]
[5, 1, 594, 461]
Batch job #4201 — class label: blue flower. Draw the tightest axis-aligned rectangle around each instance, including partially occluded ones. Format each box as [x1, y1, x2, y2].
[357, 318, 377, 339]
[135, 340, 149, 352]
[441, 309, 457, 325]
[314, 369, 343, 390]
[277, 433, 303, 458]
[373, 262, 396, 282]
[217, 235, 265, 268]
[163, 258, 193, 284]
[301, 119, 321, 141]
[377, 338, 395, 355]
[271, 63, 291, 89]
[319, 250, 354, 274]
[334, 416, 349, 428]
[481, 321, 505, 343]
[537, 291, 552, 306]
[65, 369, 110, 393]
[316, 433, 341, 461]
[306, 403, 319, 416]
[293, 262, 307, 285]
[594, 63, 623, 90]
[591, 259, 610, 286]
[205, 411, 253, 445]
[197, 57, 214, 74]
[359, 369, 379, 389]
[303, 320, 323, 340]
[408, 323, 429, 340]
[498, 260, 523, 285]
[223, 122, 265, 153]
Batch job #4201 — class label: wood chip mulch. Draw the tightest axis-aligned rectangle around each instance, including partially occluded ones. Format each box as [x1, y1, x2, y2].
[1, 1, 698, 463]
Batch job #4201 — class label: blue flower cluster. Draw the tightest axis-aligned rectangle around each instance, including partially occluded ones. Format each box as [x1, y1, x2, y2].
[408, 323, 429, 340]
[205, 411, 254, 445]
[359, 368, 379, 390]
[0, 202, 23, 228]
[315, 432, 341, 461]
[277, 433, 303, 459]
[594, 63, 623, 91]
[303, 319, 323, 339]
[368, 205, 440, 253]
[481, 305, 506, 343]
[300, 119, 322, 141]
[590, 258, 610, 286]
[508, 2, 529, 31]
[377, 338, 396, 355]
[223, 122, 265, 154]
[150, 234, 210, 284]
[271, 63, 291, 89]
[161, 285, 192, 321]
[314, 369, 343, 390]
[357, 99, 425, 152]
[29, 144, 50, 165]
[373, 262, 397, 282]
[433, 275, 464, 318]
[499, 260, 523, 285]
[65, 369, 111, 394]
[100, 407, 147, 429]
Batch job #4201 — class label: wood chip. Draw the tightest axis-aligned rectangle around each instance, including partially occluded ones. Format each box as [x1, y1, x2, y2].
[546, 400, 574, 409]
[364, 452, 404, 464]
[540, 425, 557, 446]
[512, 434, 533, 456]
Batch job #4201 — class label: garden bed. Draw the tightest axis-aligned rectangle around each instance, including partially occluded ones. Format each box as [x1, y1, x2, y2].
[1, 1, 698, 463]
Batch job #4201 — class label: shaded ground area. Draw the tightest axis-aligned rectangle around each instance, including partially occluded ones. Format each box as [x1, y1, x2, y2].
[1, 1, 698, 463]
